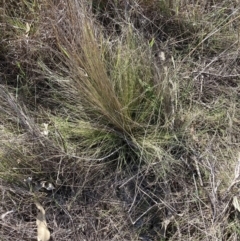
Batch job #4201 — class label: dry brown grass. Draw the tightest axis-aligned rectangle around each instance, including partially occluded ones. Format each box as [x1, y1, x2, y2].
[0, 0, 240, 240]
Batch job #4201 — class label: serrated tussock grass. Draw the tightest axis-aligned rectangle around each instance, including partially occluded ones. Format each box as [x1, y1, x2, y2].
[45, 0, 177, 163]
[0, 0, 240, 240]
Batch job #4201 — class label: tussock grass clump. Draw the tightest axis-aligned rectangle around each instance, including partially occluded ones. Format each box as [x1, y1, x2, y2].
[0, 0, 240, 240]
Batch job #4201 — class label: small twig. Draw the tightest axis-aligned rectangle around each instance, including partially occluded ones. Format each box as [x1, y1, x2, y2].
[194, 72, 240, 79]
[129, 204, 156, 225]
[193, 156, 203, 187]
[1, 210, 14, 220]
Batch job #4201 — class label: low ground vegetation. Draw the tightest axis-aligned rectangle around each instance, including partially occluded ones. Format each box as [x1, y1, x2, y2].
[0, 0, 240, 240]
